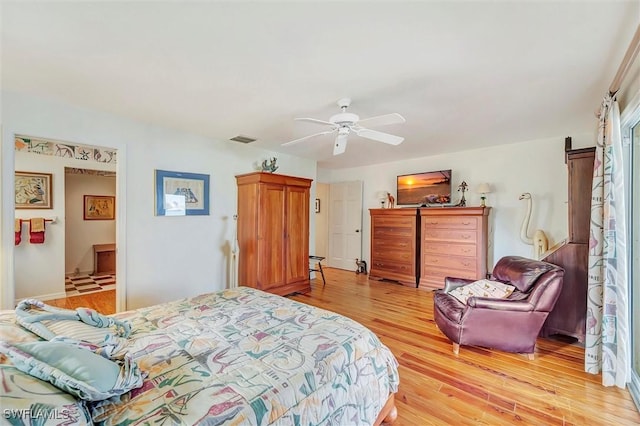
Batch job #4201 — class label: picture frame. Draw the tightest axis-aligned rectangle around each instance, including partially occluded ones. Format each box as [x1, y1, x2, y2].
[84, 195, 115, 220]
[315, 198, 320, 213]
[15, 171, 53, 209]
[155, 169, 210, 216]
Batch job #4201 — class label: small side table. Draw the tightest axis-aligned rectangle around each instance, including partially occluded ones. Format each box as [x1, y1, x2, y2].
[309, 255, 326, 286]
[93, 243, 116, 275]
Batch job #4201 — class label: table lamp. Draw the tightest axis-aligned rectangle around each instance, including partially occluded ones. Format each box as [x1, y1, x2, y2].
[477, 183, 491, 207]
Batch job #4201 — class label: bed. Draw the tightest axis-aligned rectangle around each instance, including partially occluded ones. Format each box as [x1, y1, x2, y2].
[0, 287, 400, 425]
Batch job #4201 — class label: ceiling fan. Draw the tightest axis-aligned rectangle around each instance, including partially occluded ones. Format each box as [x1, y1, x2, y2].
[282, 98, 406, 155]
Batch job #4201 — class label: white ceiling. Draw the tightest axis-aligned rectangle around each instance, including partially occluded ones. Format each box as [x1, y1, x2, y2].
[2, 1, 638, 169]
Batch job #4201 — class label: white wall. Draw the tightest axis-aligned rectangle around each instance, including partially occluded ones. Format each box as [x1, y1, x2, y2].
[65, 172, 116, 275]
[318, 133, 595, 270]
[2, 91, 317, 309]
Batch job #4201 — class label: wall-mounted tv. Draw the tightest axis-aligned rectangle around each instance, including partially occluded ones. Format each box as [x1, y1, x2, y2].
[397, 169, 452, 206]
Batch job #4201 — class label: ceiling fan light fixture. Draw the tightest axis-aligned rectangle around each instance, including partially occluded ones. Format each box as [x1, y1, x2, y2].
[282, 97, 405, 155]
[329, 112, 359, 124]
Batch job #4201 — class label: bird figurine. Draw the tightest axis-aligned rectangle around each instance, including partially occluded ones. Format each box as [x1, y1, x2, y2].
[261, 157, 279, 173]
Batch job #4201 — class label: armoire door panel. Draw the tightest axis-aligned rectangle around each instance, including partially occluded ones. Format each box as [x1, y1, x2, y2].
[258, 184, 286, 290]
[286, 186, 309, 284]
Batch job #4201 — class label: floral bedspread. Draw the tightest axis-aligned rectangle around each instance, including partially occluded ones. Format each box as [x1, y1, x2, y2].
[1, 287, 399, 425]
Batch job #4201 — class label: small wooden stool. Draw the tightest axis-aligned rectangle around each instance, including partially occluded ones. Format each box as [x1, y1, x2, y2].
[309, 255, 326, 286]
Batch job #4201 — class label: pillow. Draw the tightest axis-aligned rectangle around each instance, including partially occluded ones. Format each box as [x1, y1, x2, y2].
[15, 299, 131, 346]
[447, 279, 515, 305]
[0, 341, 145, 401]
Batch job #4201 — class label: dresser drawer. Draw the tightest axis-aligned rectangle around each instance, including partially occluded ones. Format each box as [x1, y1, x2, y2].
[372, 237, 413, 251]
[373, 225, 414, 238]
[373, 216, 415, 227]
[421, 216, 478, 229]
[370, 258, 414, 274]
[422, 242, 476, 257]
[371, 248, 414, 263]
[423, 254, 478, 271]
[420, 266, 479, 289]
[422, 228, 477, 243]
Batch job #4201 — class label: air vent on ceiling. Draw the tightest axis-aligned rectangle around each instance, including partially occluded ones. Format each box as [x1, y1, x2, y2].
[230, 135, 257, 144]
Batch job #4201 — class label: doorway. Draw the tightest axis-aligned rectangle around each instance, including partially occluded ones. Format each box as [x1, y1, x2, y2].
[64, 167, 116, 299]
[327, 180, 363, 271]
[11, 135, 123, 312]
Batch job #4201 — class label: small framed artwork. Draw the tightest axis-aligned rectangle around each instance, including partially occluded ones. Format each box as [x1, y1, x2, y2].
[15, 171, 53, 209]
[155, 169, 210, 216]
[84, 195, 115, 220]
[315, 198, 320, 213]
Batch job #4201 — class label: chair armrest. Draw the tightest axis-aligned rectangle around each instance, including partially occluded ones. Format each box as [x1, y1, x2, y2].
[467, 297, 533, 312]
[443, 277, 474, 293]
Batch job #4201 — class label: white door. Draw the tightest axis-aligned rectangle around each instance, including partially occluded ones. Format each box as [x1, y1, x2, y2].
[328, 181, 363, 270]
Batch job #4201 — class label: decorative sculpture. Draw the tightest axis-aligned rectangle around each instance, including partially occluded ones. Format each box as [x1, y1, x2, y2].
[261, 157, 279, 173]
[386, 192, 395, 209]
[456, 181, 468, 207]
[519, 192, 549, 259]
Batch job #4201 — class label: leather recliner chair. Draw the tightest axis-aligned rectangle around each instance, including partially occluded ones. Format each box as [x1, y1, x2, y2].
[433, 256, 564, 359]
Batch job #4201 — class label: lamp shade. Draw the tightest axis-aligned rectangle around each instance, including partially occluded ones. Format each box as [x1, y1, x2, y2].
[376, 191, 388, 200]
[476, 183, 491, 194]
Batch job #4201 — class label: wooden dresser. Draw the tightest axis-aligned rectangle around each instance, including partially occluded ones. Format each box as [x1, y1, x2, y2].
[419, 207, 490, 290]
[236, 172, 312, 296]
[369, 209, 419, 287]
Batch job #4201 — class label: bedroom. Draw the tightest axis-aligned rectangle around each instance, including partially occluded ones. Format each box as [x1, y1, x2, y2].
[1, 1, 640, 424]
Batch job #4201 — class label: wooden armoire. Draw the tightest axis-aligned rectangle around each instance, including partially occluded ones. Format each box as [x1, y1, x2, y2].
[236, 172, 312, 296]
[541, 147, 595, 342]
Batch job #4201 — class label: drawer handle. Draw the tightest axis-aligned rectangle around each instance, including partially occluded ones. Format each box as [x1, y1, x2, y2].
[461, 261, 471, 267]
[462, 235, 471, 239]
[462, 221, 471, 225]
[462, 249, 471, 253]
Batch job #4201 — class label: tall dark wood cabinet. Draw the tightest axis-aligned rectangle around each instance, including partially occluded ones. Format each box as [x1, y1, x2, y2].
[542, 147, 595, 342]
[236, 172, 312, 296]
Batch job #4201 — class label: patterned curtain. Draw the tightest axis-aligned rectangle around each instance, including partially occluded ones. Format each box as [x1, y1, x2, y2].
[585, 93, 630, 387]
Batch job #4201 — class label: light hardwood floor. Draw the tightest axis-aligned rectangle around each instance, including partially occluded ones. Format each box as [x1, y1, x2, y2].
[49, 268, 640, 425]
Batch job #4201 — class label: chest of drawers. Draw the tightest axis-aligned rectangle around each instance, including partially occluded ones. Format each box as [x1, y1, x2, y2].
[419, 207, 490, 289]
[369, 209, 419, 286]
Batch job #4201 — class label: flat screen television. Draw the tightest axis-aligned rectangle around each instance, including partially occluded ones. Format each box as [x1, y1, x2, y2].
[397, 169, 452, 206]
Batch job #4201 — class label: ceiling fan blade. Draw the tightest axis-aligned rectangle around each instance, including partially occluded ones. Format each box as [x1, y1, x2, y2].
[295, 117, 336, 127]
[333, 133, 349, 155]
[355, 128, 404, 145]
[281, 129, 337, 146]
[356, 113, 405, 128]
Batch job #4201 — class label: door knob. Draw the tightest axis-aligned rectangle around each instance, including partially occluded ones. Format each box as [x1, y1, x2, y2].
[355, 229, 360, 233]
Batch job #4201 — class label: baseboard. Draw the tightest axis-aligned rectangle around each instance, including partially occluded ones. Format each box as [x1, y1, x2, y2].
[15, 291, 67, 305]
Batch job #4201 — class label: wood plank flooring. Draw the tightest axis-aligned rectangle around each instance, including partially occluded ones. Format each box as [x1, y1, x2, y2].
[48, 267, 640, 425]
